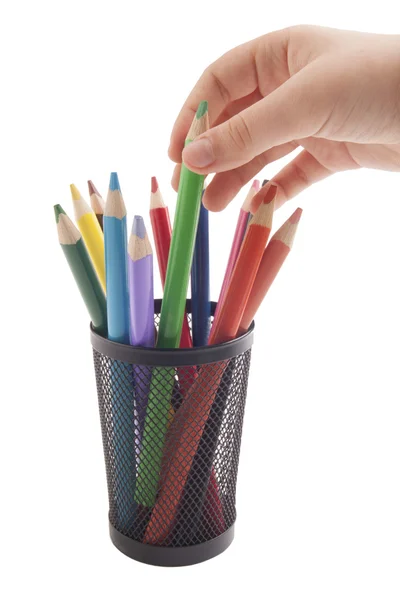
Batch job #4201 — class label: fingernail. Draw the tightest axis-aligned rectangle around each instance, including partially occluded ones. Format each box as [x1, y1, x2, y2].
[183, 138, 214, 168]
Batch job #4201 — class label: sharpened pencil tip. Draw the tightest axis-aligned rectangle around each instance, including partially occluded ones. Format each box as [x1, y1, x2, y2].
[131, 215, 146, 239]
[54, 204, 66, 222]
[109, 172, 120, 192]
[196, 100, 208, 119]
[289, 207, 303, 224]
[88, 180, 100, 197]
[151, 176, 158, 194]
[70, 184, 81, 201]
[262, 179, 269, 187]
[263, 183, 277, 204]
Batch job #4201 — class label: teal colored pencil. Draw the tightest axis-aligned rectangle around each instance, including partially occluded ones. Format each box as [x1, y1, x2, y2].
[135, 102, 209, 507]
[104, 172, 136, 527]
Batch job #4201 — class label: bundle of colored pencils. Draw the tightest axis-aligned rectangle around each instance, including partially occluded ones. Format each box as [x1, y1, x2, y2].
[55, 100, 303, 541]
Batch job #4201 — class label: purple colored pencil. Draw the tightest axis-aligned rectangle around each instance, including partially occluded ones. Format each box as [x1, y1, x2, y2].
[128, 216, 155, 444]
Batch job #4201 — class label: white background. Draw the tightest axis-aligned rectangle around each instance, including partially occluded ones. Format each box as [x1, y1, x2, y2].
[1, 1, 400, 598]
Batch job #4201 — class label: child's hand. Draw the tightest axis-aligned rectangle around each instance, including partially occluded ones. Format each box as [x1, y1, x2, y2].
[169, 26, 400, 210]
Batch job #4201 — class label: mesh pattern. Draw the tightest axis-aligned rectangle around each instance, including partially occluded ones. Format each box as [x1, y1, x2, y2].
[93, 311, 252, 548]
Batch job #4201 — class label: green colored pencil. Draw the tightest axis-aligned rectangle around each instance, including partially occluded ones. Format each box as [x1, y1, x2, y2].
[54, 204, 107, 337]
[135, 101, 209, 507]
[158, 100, 209, 348]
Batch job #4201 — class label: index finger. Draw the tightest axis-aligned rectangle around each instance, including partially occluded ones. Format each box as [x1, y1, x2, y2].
[168, 39, 260, 163]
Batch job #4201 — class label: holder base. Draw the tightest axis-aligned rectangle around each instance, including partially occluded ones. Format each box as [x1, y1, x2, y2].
[109, 522, 235, 567]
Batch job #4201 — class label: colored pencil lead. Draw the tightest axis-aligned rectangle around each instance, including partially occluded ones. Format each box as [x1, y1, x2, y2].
[109, 171, 121, 192]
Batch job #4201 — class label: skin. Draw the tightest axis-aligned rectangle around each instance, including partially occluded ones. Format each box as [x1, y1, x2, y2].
[169, 26, 400, 211]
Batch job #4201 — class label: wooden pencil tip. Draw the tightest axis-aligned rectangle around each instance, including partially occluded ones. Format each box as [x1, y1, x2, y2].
[70, 183, 81, 201]
[196, 100, 208, 119]
[272, 207, 302, 247]
[88, 180, 100, 197]
[150, 182, 166, 210]
[128, 216, 152, 260]
[151, 176, 158, 194]
[54, 204, 66, 223]
[109, 172, 121, 192]
[187, 101, 210, 140]
[262, 179, 269, 187]
[131, 215, 146, 239]
[251, 185, 276, 227]
[263, 183, 278, 204]
[290, 207, 303, 224]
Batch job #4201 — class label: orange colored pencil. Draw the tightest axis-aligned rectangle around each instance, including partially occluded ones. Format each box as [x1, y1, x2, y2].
[239, 207, 302, 333]
[209, 184, 277, 345]
[143, 185, 276, 544]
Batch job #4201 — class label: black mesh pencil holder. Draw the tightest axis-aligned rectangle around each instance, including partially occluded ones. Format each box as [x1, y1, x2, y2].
[90, 300, 254, 567]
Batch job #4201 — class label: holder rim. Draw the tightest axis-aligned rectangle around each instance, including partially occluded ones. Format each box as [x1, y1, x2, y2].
[91, 299, 254, 366]
[109, 521, 235, 567]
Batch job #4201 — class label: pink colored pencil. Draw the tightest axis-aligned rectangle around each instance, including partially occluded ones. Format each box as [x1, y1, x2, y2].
[213, 180, 260, 323]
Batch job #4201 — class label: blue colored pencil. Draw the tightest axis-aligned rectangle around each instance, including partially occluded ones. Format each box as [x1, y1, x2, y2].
[191, 199, 210, 346]
[104, 172, 136, 528]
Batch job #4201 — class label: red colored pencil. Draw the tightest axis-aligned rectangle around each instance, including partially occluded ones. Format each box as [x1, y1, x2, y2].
[213, 179, 260, 323]
[149, 176, 224, 534]
[143, 186, 276, 544]
[209, 184, 277, 345]
[239, 207, 302, 333]
[150, 177, 193, 353]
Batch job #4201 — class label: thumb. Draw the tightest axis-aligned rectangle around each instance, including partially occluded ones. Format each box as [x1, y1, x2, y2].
[182, 60, 335, 174]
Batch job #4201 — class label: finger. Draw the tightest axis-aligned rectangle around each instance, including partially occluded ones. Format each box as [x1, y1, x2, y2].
[212, 89, 264, 127]
[171, 89, 265, 191]
[202, 141, 298, 211]
[182, 60, 337, 174]
[168, 42, 259, 163]
[171, 163, 181, 191]
[168, 29, 291, 163]
[172, 140, 296, 196]
[250, 149, 335, 212]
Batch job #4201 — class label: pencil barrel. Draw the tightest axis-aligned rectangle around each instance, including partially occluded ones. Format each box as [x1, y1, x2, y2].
[91, 300, 254, 567]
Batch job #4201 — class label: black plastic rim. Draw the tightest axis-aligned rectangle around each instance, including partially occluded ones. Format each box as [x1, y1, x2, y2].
[91, 299, 254, 366]
[109, 522, 235, 567]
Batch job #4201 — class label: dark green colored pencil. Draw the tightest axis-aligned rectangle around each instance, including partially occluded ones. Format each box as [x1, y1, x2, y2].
[54, 204, 107, 336]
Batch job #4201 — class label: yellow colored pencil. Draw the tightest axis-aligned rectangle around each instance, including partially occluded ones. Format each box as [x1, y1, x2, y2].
[70, 184, 106, 293]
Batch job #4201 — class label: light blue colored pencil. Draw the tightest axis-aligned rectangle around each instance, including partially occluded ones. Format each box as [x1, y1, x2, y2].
[104, 172, 136, 528]
[104, 173, 130, 344]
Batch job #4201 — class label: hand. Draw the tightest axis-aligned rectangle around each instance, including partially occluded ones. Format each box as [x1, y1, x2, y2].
[169, 25, 400, 211]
